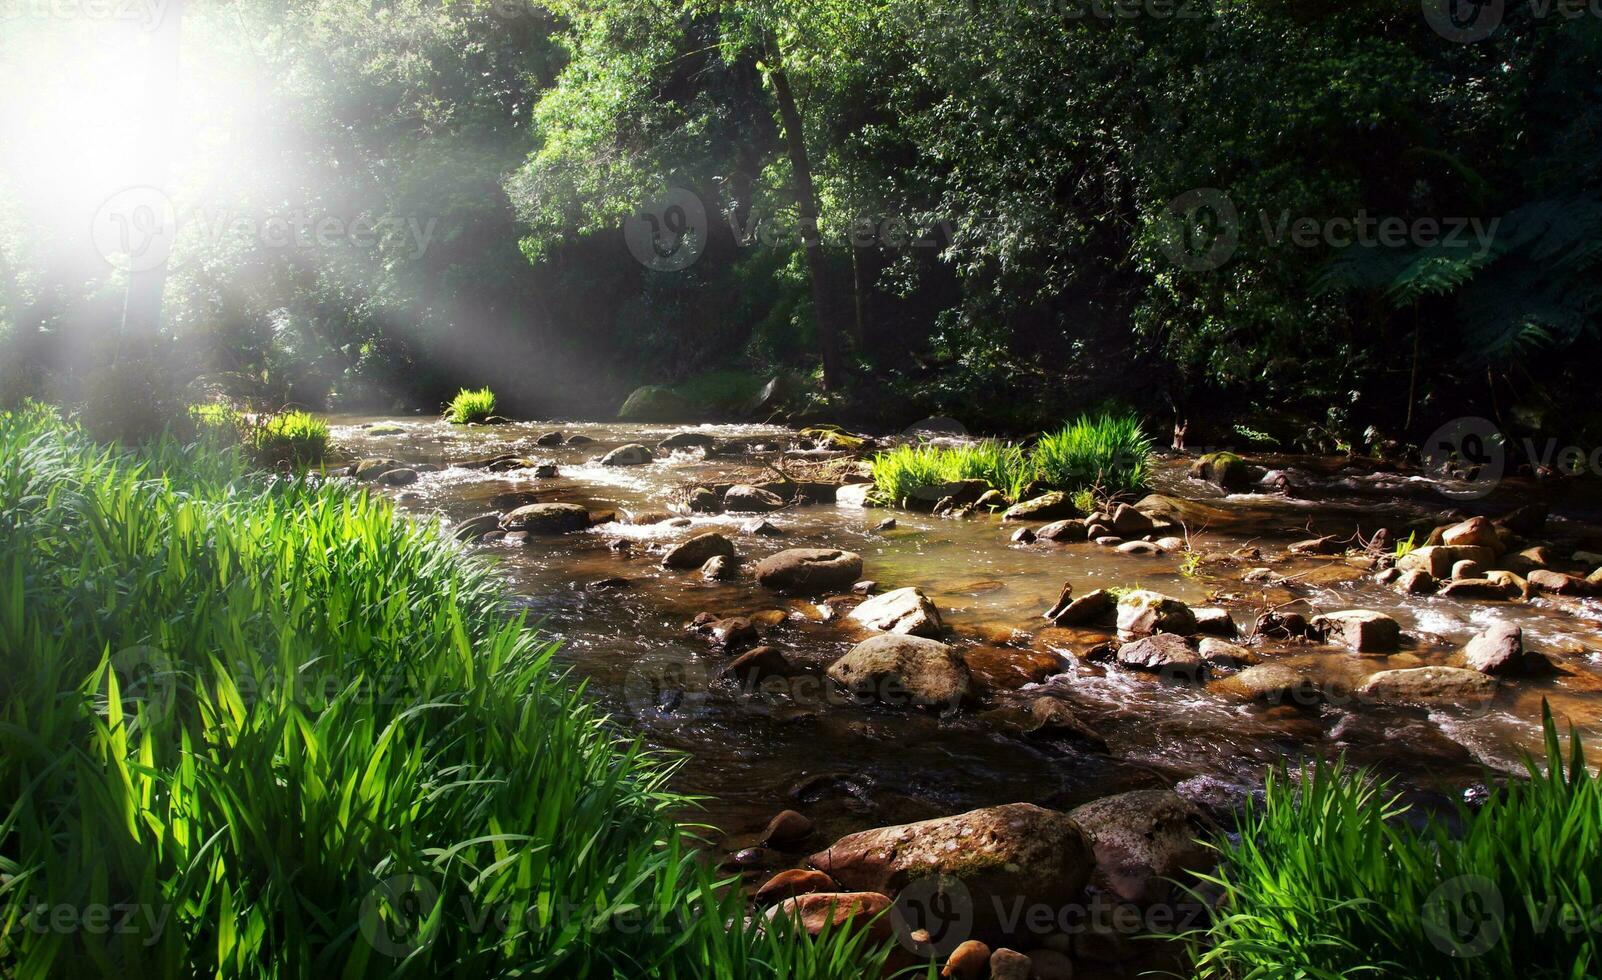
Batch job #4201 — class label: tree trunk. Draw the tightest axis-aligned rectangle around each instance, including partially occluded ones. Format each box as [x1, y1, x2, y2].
[119, 0, 185, 350]
[764, 33, 845, 390]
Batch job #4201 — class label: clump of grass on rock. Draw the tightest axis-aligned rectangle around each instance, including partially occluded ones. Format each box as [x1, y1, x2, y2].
[445, 385, 498, 424]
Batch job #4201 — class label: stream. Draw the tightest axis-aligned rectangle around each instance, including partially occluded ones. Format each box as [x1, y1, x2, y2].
[331, 417, 1602, 857]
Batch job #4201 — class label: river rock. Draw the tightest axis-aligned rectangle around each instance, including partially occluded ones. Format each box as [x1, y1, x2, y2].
[1199, 637, 1259, 669]
[535, 430, 563, 446]
[1117, 541, 1161, 556]
[1002, 492, 1082, 523]
[502, 502, 593, 535]
[806, 804, 1096, 935]
[720, 645, 792, 683]
[1289, 536, 1343, 556]
[725, 484, 786, 513]
[763, 809, 814, 848]
[1020, 698, 1107, 750]
[847, 587, 945, 638]
[1312, 610, 1400, 652]
[755, 869, 838, 906]
[765, 892, 892, 940]
[662, 531, 737, 569]
[1527, 569, 1596, 597]
[351, 457, 403, 480]
[1192, 607, 1239, 638]
[1116, 590, 1197, 636]
[943, 940, 992, 980]
[1110, 504, 1159, 536]
[1453, 559, 1484, 580]
[1442, 515, 1504, 554]
[989, 949, 1032, 980]
[601, 443, 656, 466]
[684, 487, 721, 513]
[1222, 663, 1324, 707]
[452, 512, 503, 541]
[659, 431, 717, 450]
[1464, 623, 1530, 676]
[1590, 568, 1602, 588]
[1358, 666, 1497, 706]
[1011, 527, 1038, 545]
[1190, 452, 1254, 491]
[565, 434, 595, 445]
[376, 467, 419, 486]
[1398, 545, 1497, 579]
[756, 549, 864, 593]
[1116, 633, 1203, 681]
[826, 634, 971, 709]
[910, 479, 992, 508]
[835, 484, 873, 508]
[1441, 577, 1521, 601]
[1067, 790, 1216, 905]
[1395, 569, 1436, 595]
[1038, 519, 1089, 543]
[690, 615, 760, 654]
[702, 555, 742, 581]
[1047, 588, 1116, 627]
[743, 518, 784, 537]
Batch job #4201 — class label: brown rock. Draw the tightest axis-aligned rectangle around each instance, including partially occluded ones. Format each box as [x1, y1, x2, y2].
[765, 892, 892, 940]
[1116, 634, 1204, 682]
[1116, 591, 1197, 636]
[1048, 588, 1116, 627]
[1192, 607, 1239, 638]
[807, 804, 1096, 935]
[1311, 610, 1401, 653]
[755, 549, 865, 593]
[1527, 570, 1596, 597]
[1359, 666, 1497, 706]
[763, 809, 815, 848]
[989, 948, 1033, 980]
[942, 940, 993, 980]
[663, 532, 738, 569]
[1068, 790, 1216, 905]
[1442, 516, 1504, 554]
[720, 646, 791, 683]
[827, 634, 971, 709]
[502, 502, 593, 535]
[1464, 623, 1529, 676]
[848, 587, 945, 638]
[755, 869, 838, 906]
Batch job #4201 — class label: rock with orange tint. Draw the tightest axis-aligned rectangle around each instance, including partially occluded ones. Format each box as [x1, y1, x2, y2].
[754, 869, 837, 906]
[764, 891, 892, 939]
[962, 645, 1065, 693]
[942, 939, 992, 980]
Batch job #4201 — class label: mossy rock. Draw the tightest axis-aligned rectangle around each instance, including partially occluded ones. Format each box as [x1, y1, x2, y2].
[618, 386, 692, 422]
[798, 427, 869, 451]
[1190, 452, 1254, 491]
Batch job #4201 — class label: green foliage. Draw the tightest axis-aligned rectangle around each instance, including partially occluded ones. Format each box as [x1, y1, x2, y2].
[1187, 705, 1602, 979]
[1394, 531, 1418, 560]
[444, 386, 497, 424]
[189, 404, 331, 466]
[0, 410, 889, 978]
[870, 440, 1031, 504]
[1032, 414, 1154, 498]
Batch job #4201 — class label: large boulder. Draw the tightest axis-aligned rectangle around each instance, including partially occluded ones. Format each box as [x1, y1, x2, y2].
[1527, 570, 1596, 597]
[1067, 790, 1216, 905]
[847, 587, 945, 638]
[662, 532, 737, 570]
[1002, 492, 1083, 523]
[1190, 452, 1255, 491]
[1047, 588, 1116, 626]
[1311, 610, 1401, 653]
[1116, 591, 1197, 636]
[806, 804, 1096, 936]
[1398, 545, 1497, 579]
[600, 444, 656, 466]
[502, 503, 593, 535]
[755, 548, 864, 593]
[617, 385, 691, 422]
[827, 634, 971, 709]
[1358, 666, 1497, 707]
[1116, 634, 1203, 682]
[724, 484, 786, 513]
[659, 431, 717, 451]
[1221, 663, 1325, 707]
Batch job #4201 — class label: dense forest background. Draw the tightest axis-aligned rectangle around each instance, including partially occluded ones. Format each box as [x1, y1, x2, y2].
[1, 0, 1599, 449]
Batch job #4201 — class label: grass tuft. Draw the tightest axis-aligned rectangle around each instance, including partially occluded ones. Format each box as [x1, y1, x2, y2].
[1032, 413, 1153, 498]
[871, 440, 1031, 505]
[1185, 704, 1602, 979]
[444, 386, 497, 424]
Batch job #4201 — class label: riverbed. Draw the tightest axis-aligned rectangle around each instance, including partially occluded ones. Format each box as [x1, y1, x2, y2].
[331, 417, 1602, 856]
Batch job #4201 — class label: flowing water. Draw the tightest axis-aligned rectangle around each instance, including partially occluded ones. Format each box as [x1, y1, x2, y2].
[332, 417, 1602, 854]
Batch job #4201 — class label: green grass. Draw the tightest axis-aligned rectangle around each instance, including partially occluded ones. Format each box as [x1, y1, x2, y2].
[0, 406, 890, 978]
[1187, 705, 1601, 979]
[444, 386, 497, 424]
[870, 440, 1032, 505]
[1032, 413, 1153, 498]
[190, 403, 330, 465]
[869, 413, 1152, 506]
[1395, 531, 1419, 559]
